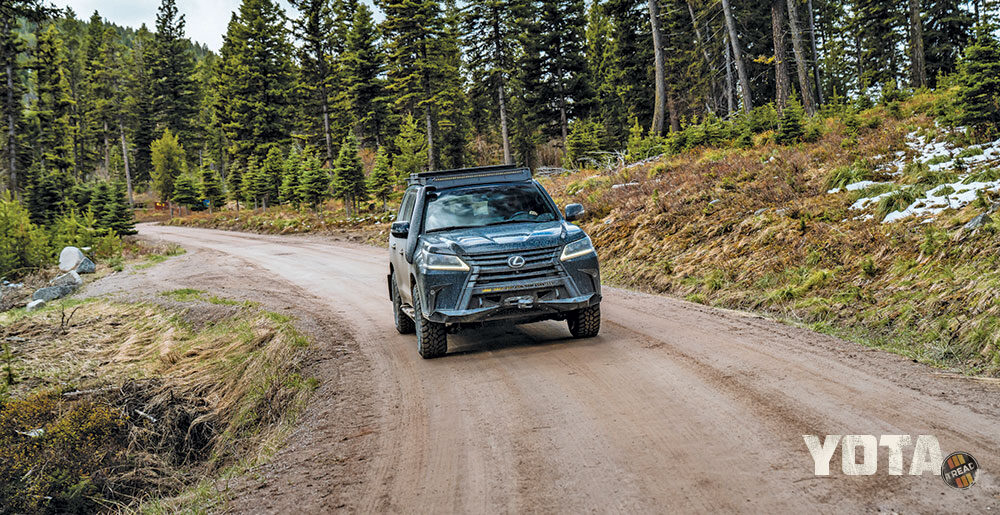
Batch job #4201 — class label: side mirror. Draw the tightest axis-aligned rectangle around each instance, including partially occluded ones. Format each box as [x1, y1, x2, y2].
[390, 221, 410, 238]
[564, 203, 585, 222]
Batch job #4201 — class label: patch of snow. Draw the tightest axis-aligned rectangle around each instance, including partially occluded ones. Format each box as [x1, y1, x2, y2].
[851, 190, 896, 210]
[827, 180, 891, 194]
[882, 179, 1000, 223]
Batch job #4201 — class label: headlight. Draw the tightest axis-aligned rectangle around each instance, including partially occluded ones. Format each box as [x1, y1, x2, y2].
[560, 236, 595, 261]
[424, 251, 470, 271]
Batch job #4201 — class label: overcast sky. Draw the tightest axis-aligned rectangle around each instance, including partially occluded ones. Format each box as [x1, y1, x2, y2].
[53, 0, 299, 51]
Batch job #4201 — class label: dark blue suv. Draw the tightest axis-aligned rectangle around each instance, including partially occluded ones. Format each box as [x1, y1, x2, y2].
[387, 165, 602, 358]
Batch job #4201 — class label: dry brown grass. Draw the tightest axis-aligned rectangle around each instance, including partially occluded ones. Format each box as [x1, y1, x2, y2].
[543, 95, 1000, 376]
[0, 298, 315, 511]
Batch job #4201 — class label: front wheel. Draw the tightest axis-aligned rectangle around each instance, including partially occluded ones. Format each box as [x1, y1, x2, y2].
[414, 285, 447, 358]
[392, 276, 415, 334]
[567, 304, 601, 338]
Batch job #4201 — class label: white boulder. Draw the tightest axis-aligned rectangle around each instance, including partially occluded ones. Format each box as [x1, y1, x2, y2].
[59, 247, 85, 271]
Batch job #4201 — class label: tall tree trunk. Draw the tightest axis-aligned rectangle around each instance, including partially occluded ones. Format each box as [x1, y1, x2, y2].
[498, 81, 512, 165]
[855, 34, 863, 92]
[559, 93, 568, 143]
[722, 0, 753, 114]
[786, 0, 816, 115]
[425, 109, 436, 170]
[772, 0, 791, 114]
[725, 31, 735, 116]
[103, 121, 110, 177]
[119, 121, 133, 206]
[321, 87, 333, 164]
[649, 0, 666, 134]
[909, 0, 927, 88]
[492, 16, 513, 165]
[5, 61, 15, 193]
[806, 0, 823, 104]
[686, 1, 718, 114]
[667, 94, 680, 132]
[420, 42, 437, 171]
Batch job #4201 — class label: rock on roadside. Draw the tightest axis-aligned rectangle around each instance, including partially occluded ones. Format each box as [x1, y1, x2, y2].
[75, 257, 96, 274]
[26, 299, 45, 312]
[59, 246, 85, 272]
[965, 213, 992, 231]
[51, 271, 82, 288]
[32, 285, 76, 302]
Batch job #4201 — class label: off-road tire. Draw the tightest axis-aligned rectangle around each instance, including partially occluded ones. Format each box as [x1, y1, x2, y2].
[414, 285, 447, 358]
[392, 277, 415, 334]
[568, 304, 601, 338]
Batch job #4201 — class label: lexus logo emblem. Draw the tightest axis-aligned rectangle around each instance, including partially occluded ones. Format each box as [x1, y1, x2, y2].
[508, 255, 525, 268]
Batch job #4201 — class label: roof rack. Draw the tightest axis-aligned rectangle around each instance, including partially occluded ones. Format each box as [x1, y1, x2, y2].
[408, 165, 532, 188]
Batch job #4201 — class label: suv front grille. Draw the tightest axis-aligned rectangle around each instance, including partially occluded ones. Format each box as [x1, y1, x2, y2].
[465, 246, 562, 287]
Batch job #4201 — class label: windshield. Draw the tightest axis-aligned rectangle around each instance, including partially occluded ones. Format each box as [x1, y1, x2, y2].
[423, 183, 558, 232]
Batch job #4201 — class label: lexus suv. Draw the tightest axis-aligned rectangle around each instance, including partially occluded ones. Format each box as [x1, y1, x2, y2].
[387, 165, 601, 358]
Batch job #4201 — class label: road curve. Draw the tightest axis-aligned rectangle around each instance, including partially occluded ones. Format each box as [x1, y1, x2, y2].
[139, 224, 999, 513]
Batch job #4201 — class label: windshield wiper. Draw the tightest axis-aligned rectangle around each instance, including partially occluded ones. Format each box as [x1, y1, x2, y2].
[483, 219, 537, 227]
[424, 225, 478, 233]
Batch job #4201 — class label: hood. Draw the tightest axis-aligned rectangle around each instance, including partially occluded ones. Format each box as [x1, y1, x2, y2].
[420, 220, 585, 255]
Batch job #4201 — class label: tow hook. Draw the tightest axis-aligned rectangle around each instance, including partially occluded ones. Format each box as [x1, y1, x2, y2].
[504, 295, 535, 310]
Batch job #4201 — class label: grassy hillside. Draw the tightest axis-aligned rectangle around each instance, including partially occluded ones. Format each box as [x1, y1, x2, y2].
[545, 90, 1000, 376]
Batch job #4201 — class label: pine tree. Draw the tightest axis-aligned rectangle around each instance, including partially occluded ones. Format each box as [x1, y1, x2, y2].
[332, 133, 367, 214]
[280, 146, 303, 205]
[258, 146, 285, 208]
[218, 0, 298, 166]
[924, 1, 973, 86]
[106, 181, 137, 235]
[343, 2, 387, 147]
[368, 147, 394, 210]
[150, 128, 187, 201]
[200, 166, 226, 213]
[464, 0, 518, 164]
[563, 118, 606, 169]
[392, 113, 426, 183]
[954, 26, 1000, 137]
[290, 0, 337, 162]
[435, 2, 469, 169]
[150, 0, 199, 146]
[776, 97, 805, 144]
[2, 0, 55, 193]
[129, 25, 158, 185]
[171, 171, 201, 212]
[381, 0, 453, 169]
[26, 168, 73, 225]
[242, 155, 265, 209]
[509, 0, 545, 167]
[297, 148, 330, 211]
[32, 24, 76, 175]
[90, 180, 114, 228]
[853, 0, 904, 90]
[227, 157, 245, 210]
[89, 26, 125, 177]
[538, 0, 593, 143]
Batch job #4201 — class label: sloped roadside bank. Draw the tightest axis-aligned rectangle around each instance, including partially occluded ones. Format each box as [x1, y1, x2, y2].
[544, 98, 1000, 378]
[0, 234, 376, 512]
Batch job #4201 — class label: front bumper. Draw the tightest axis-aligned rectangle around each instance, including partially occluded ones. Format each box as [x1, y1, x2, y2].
[426, 292, 601, 324]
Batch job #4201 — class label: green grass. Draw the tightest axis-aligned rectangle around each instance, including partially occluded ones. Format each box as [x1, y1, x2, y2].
[161, 288, 207, 302]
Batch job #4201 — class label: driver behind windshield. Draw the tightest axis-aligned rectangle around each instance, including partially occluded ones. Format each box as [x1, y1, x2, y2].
[424, 185, 556, 232]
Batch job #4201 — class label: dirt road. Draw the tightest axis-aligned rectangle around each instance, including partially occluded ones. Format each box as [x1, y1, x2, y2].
[137, 224, 999, 513]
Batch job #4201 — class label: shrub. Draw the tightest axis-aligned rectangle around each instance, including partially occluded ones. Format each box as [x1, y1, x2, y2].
[564, 118, 608, 169]
[876, 189, 918, 219]
[0, 393, 128, 513]
[776, 98, 805, 144]
[0, 192, 51, 278]
[626, 120, 666, 163]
